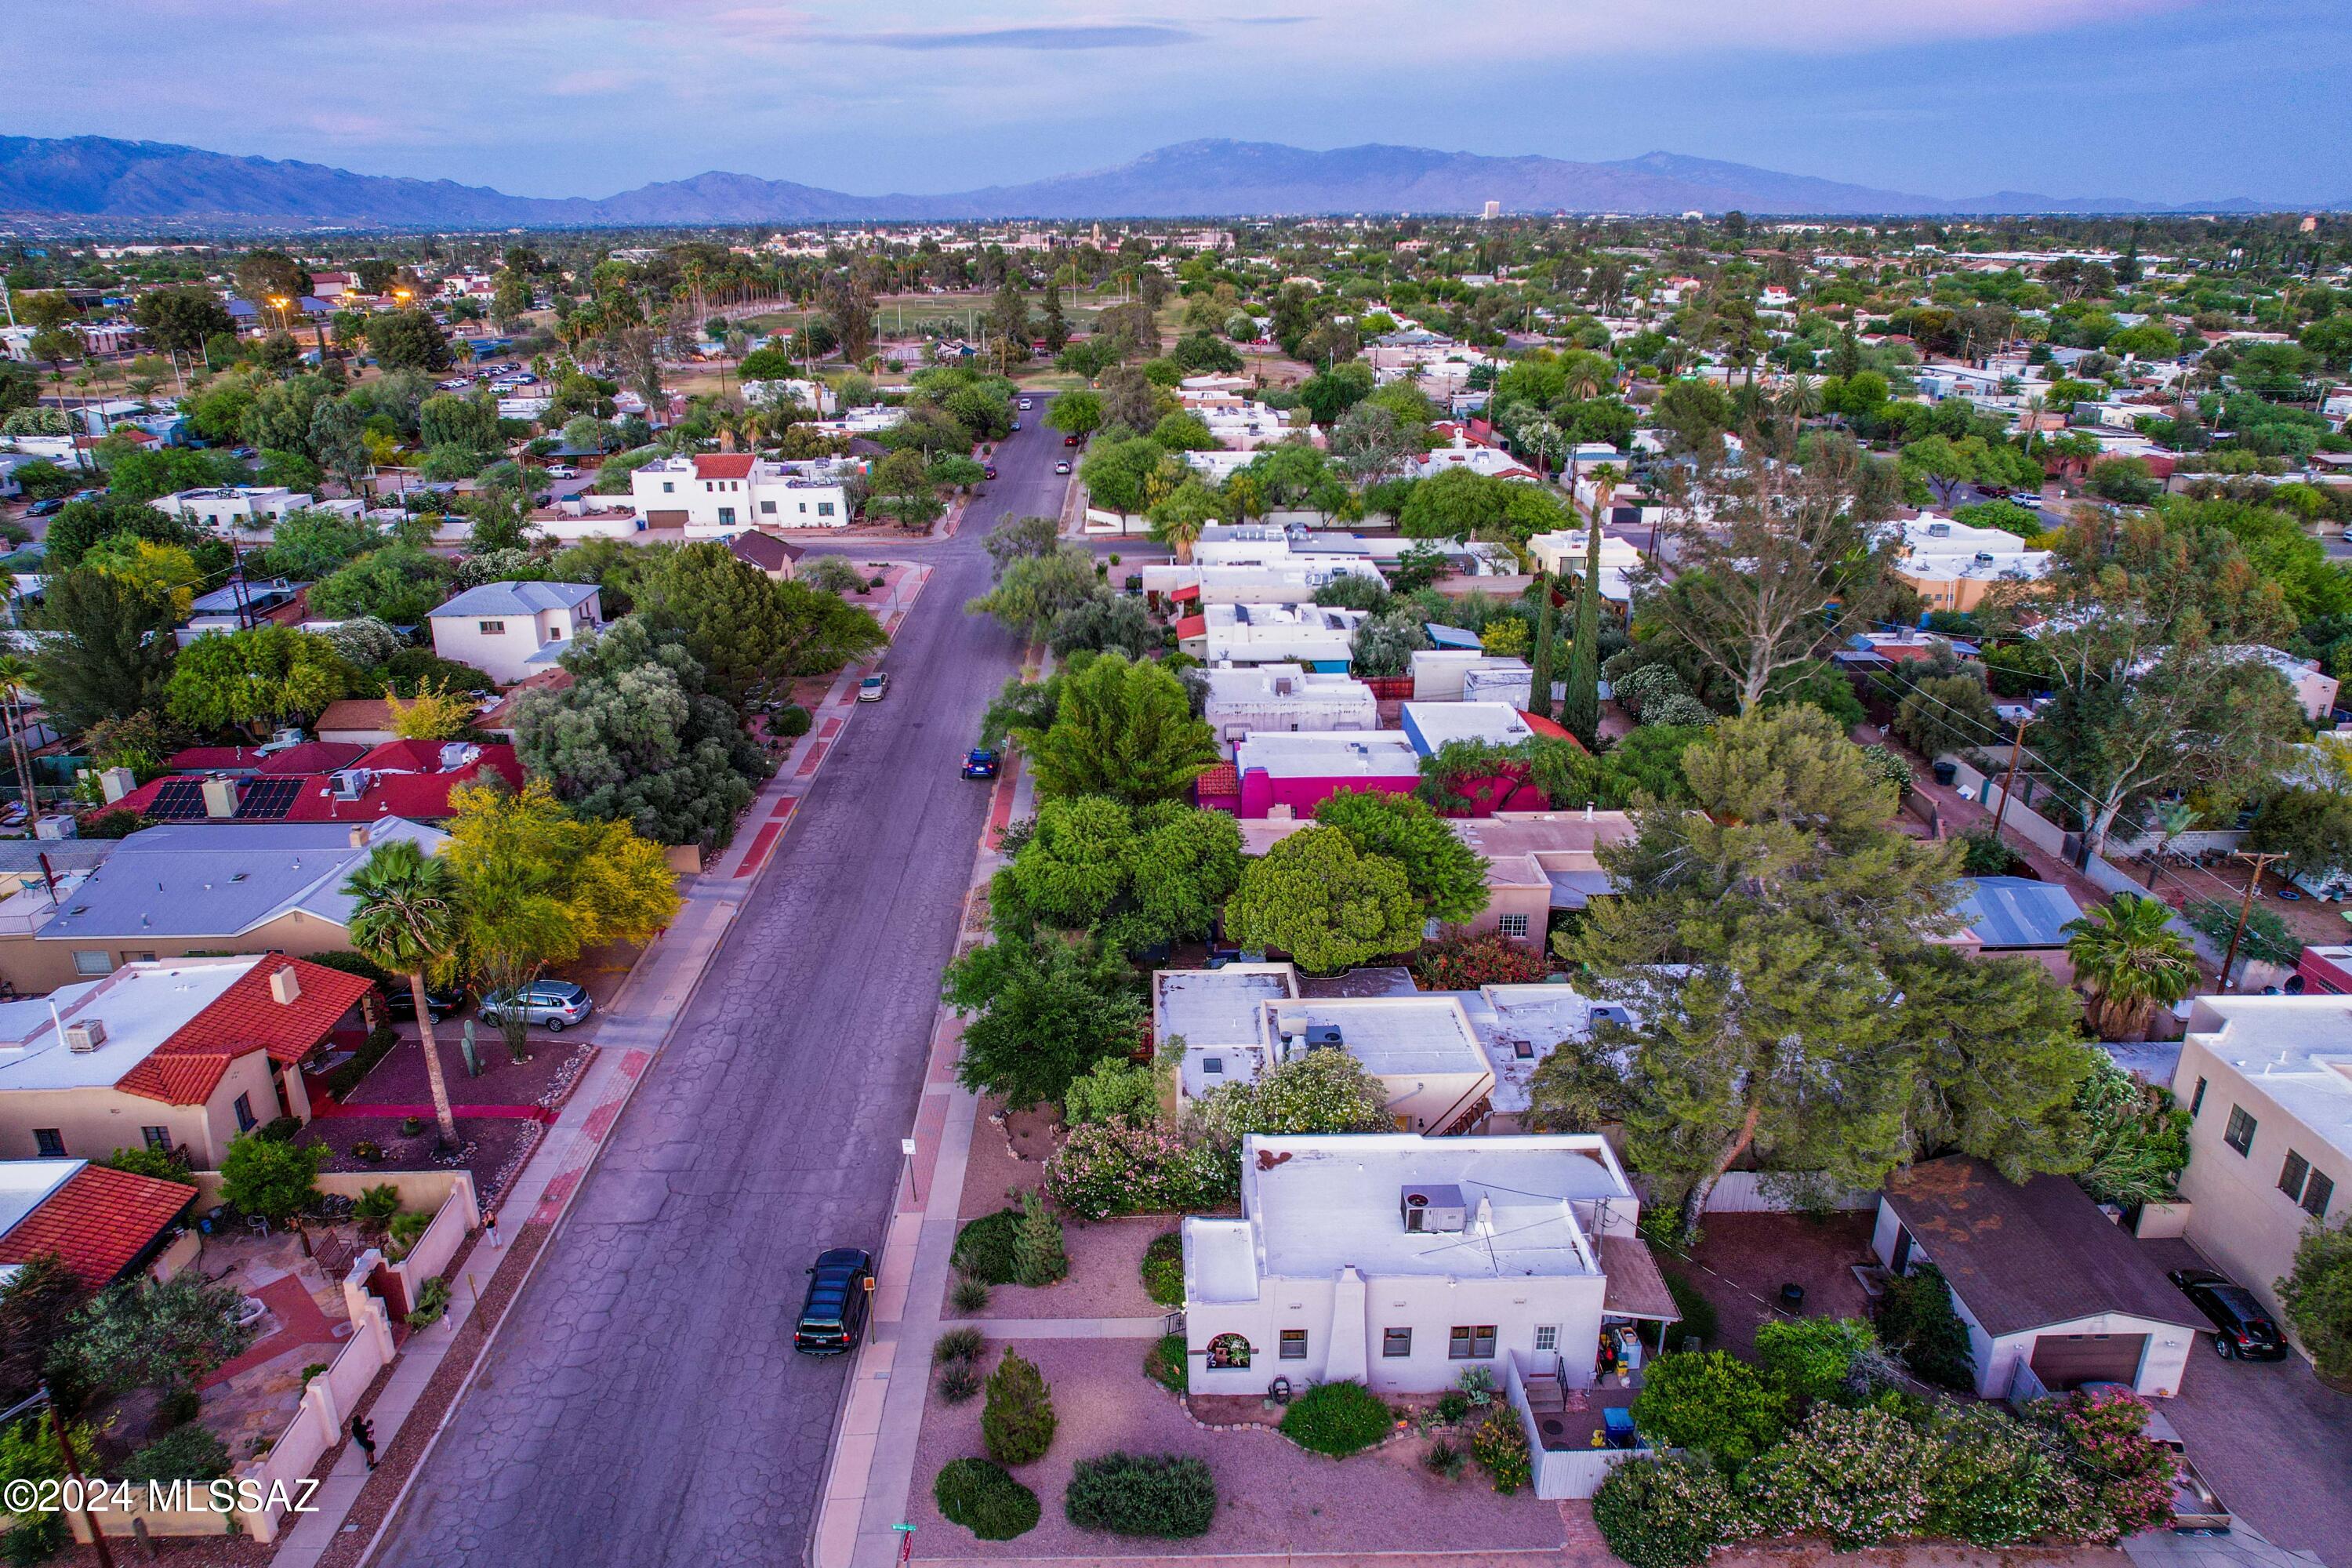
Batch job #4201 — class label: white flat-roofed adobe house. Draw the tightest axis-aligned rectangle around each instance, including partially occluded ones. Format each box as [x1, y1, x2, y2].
[626, 453, 857, 532]
[150, 487, 318, 536]
[1152, 967, 1497, 1133]
[1872, 1156, 2199, 1400]
[428, 581, 602, 684]
[1199, 665, 1377, 758]
[1182, 1132, 1674, 1401]
[2169, 996, 2349, 1340]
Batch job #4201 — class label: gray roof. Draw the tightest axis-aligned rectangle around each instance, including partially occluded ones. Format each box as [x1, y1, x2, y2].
[34, 819, 445, 943]
[1955, 876, 2083, 949]
[0, 840, 118, 877]
[430, 581, 598, 619]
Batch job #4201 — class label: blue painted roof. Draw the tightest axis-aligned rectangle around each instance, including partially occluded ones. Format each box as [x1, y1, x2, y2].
[1955, 876, 2084, 949]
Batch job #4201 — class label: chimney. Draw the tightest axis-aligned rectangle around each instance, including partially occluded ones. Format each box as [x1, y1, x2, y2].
[349, 824, 370, 849]
[201, 778, 238, 818]
[99, 767, 136, 804]
[269, 967, 302, 1006]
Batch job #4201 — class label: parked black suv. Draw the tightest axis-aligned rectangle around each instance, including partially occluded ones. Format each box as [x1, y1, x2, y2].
[2168, 1266, 2287, 1360]
[793, 1247, 874, 1355]
[383, 985, 467, 1025]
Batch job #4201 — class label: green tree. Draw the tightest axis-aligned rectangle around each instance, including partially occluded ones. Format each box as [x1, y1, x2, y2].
[1011, 1189, 1069, 1287]
[2276, 1214, 2352, 1383]
[2063, 894, 2200, 1041]
[866, 447, 945, 531]
[165, 626, 352, 734]
[967, 546, 1105, 642]
[991, 796, 1243, 953]
[345, 840, 463, 1145]
[1045, 390, 1102, 439]
[635, 541, 802, 705]
[257, 506, 380, 579]
[371, 308, 455, 372]
[1223, 824, 1421, 973]
[64, 1274, 255, 1399]
[2074, 1057, 2190, 1206]
[132, 287, 235, 356]
[943, 931, 1145, 1106]
[1311, 789, 1489, 924]
[1628, 1350, 1786, 1470]
[309, 545, 455, 625]
[980, 1348, 1056, 1465]
[217, 1131, 325, 1224]
[1563, 498, 1610, 743]
[0, 1256, 88, 1408]
[28, 569, 180, 730]
[1012, 653, 1218, 807]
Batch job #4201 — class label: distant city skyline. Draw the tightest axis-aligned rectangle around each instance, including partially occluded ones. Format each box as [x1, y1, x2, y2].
[2, 0, 2343, 207]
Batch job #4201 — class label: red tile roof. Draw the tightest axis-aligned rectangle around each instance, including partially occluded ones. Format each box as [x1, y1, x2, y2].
[168, 746, 266, 771]
[1517, 711, 1587, 750]
[114, 955, 375, 1106]
[692, 454, 757, 481]
[259, 742, 367, 775]
[282, 747, 524, 823]
[353, 739, 449, 772]
[0, 1165, 198, 1287]
[1174, 614, 1209, 641]
[1196, 763, 1241, 800]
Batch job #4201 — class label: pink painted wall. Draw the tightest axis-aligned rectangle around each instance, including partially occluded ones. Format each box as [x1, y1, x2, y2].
[1236, 770, 1421, 819]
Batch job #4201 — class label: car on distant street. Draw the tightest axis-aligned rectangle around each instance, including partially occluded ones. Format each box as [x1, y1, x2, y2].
[1054, 460, 1071, 474]
[24, 499, 61, 517]
[1018, 397, 1033, 410]
[1010, 419, 1022, 431]
[478, 979, 594, 1033]
[961, 748, 999, 779]
[384, 984, 467, 1025]
[2009, 492, 2045, 508]
[1063, 433, 1080, 446]
[2167, 1266, 2288, 1360]
[858, 673, 889, 702]
[982, 465, 997, 479]
[793, 1247, 873, 1355]
[544, 464, 578, 479]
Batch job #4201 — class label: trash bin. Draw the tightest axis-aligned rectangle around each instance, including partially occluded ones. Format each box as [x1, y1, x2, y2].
[1931, 760, 1958, 786]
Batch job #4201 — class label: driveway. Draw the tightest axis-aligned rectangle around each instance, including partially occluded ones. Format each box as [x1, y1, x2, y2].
[2138, 1238, 2352, 1566]
[375, 405, 1062, 1567]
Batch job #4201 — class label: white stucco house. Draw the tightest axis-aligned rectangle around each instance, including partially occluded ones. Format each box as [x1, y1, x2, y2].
[427, 581, 603, 684]
[1182, 1132, 1676, 1402]
[626, 452, 858, 532]
[1873, 1156, 2200, 1401]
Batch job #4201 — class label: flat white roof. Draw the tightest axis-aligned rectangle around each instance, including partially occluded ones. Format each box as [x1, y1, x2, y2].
[0, 958, 257, 1092]
[1403, 702, 1534, 751]
[1155, 964, 1298, 1053]
[2183, 996, 2352, 1158]
[0, 1159, 82, 1240]
[1240, 1132, 1629, 1285]
[1234, 731, 1420, 779]
[1268, 996, 1486, 1078]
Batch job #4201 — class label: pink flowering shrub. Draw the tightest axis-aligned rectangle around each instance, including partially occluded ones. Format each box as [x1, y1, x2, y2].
[1045, 1116, 1230, 1219]
[1739, 1404, 1931, 1548]
[2031, 1387, 2179, 1541]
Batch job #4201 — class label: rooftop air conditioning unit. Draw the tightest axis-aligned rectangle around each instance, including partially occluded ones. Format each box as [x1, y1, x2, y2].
[1975, 551, 1997, 565]
[328, 769, 371, 801]
[1926, 521, 1952, 538]
[1304, 1023, 1345, 1051]
[64, 1019, 107, 1053]
[1591, 1004, 1633, 1028]
[1400, 1183, 1468, 1234]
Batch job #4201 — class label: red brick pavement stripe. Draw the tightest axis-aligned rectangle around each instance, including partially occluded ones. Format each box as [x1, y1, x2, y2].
[818, 716, 842, 739]
[795, 739, 828, 778]
[732, 820, 782, 877]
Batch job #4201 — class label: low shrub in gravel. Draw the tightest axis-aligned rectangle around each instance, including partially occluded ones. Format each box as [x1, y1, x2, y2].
[1592, 1453, 1743, 1568]
[935, 1457, 1040, 1541]
[937, 1363, 983, 1404]
[1140, 1231, 1183, 1306]
[1143, 1334, 1188, 1395]
[1468, 1409, 1532, 1494]
[949, 1276, 991, 1313]
[952, 1209, 1022, 1285]
[1279, 1380, 1394, 1457]
[935, 1327, 985, 1365]
[1422, 1439, 1466, 1481]
[1064, 1452, 1216, 1538]
[122, 1425, 230, 1484]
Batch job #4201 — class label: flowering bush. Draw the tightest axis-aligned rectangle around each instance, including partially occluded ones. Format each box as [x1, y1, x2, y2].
[1466, 1409, 1531, 1494]
[1410, 931, 1552, 990]
[1045, 1116, 1229, 1219]
[2031, 1388, 2178, 1541]
[1185, 1049, 1392, 1150]
[1592, 1454, 1744, 1568]
[1739, 1404, 1931, 1548]
[1921, 1403, 2070, 1547]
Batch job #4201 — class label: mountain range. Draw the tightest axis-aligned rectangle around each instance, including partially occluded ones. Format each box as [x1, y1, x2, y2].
[0, 135, 2318, 230]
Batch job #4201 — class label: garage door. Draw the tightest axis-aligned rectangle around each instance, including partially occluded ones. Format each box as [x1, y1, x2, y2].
[2029, 1331, 2147, 1388]
[644, 510, 688, 527]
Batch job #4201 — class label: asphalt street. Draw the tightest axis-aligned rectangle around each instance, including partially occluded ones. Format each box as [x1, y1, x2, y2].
[376, 407, 1057, 1567]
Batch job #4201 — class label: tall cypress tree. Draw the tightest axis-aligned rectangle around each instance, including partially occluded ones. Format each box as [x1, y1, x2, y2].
[1560, 512, 1603, 746]
[1527, 571, 1556, 720]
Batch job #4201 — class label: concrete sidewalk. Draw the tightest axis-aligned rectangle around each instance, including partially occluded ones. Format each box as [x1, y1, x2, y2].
[267, 569, 932, 1567]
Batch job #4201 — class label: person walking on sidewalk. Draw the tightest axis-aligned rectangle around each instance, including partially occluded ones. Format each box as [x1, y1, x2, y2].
[484, 1209, 502, 1248]
[350, 1415, 376, 1470]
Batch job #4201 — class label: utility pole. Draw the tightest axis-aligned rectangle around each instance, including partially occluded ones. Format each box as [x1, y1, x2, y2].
[1990, 713, 2032, 841]
[2219, 851, 2286, 992]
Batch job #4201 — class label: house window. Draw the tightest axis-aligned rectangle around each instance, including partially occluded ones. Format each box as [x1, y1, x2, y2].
[661, 481, 674, 494]
[72, 951, 111, 977]
[2306, 1171, 2336, 1219]
[2189, 1076, 2207, 1118]
[1279, 1330, 1308, 1360]
[761, 500, 777, 514]
[2223, 1105, 2257, 1156]
[818, 502, 836, 517]
[2281, 1150, 2312, 1203]
[1202, 1057, 1222, 1076]
[478, 620, 506, 635]
[32, 1130, 64, 1158]
[1448, 1325, 1497, 1359]
[1207, 1333, 1251, 1370]
[1382, 1328, 1413, 1358]
[1513, 1039, 1534, 1060]
[1534, 1325, 1558, 1352]
[234, 1094, 256, 1132]
[141, 1126, 171, 1151]
[1497, 913, 1530, 939]
[718, 507, 736, 526]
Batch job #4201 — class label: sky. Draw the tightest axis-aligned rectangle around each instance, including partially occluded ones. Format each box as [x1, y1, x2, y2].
[3, 0, 2344, 205]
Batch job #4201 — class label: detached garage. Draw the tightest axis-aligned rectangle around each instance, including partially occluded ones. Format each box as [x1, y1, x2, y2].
[1875, 1156, 2199, 1402]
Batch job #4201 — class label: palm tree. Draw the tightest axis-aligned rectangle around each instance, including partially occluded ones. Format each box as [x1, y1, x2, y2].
[0, 656, 39, 830]
[343, 841, 463, 1147]
[2063, 893, 2200, 1042]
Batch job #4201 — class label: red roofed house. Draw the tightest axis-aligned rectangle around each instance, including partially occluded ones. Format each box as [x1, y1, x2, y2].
[0, 1158, 199, 1288]
[107, 742, 524, 826]
[0, 954, 375, 1167]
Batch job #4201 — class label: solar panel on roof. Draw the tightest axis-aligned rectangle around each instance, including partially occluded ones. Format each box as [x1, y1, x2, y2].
[234, 777, 302, 821]
[146, 779, 209, 821]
